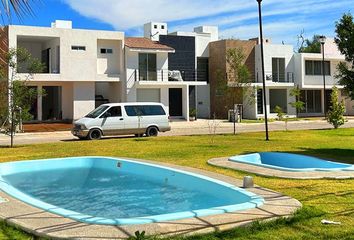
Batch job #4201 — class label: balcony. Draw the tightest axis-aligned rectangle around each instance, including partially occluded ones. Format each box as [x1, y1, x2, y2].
[132, 69, 208, 83]
[17, 36, 60, 75]
[129, 69, 207, 87]
[256, 71, 295, 83]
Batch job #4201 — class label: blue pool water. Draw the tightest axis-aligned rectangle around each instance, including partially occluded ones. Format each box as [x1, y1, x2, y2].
[0, 157, 264, 225]
[229, 152, 354, 172]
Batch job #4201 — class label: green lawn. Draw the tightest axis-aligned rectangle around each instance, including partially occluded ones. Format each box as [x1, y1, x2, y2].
[0, 129, 354, 240]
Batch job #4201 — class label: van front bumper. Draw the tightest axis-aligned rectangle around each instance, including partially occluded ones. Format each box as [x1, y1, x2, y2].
[71, 129, 90, 138]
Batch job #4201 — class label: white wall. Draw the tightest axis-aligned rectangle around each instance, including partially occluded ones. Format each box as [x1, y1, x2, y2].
[255, 44, 294, 83]
[196, 85, 210, 118]
[243, 88, 257, 119]
[125, 48, 170, 103]
[73, 82, 95, 120]
[97, 39, 121, 75]
[9, 25, 124, 82]
[43, 38, 60, 73]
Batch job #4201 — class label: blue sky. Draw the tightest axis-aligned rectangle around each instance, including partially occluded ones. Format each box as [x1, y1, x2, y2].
[6, 0, 354, 48]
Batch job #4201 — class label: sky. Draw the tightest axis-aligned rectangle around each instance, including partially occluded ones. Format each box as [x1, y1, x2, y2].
[5, 0, 354, 49]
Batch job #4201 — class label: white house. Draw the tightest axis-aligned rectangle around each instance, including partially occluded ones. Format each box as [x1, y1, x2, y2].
[243, 39, 297, 119]
[4, 20, 125, 121]
[294, 38, 354, 116]
[145, 22, 217, 119]
[243, 37, 354, 119]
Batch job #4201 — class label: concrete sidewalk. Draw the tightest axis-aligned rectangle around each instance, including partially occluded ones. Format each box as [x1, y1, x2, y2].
[1, 119, 354, 146]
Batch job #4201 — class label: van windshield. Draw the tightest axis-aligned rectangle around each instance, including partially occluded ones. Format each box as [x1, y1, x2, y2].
[85, 105, 109, 118]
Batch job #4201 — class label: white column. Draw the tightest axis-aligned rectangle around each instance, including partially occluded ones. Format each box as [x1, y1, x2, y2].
[37, 86, 43, 121]
[183, 86, 190, 122]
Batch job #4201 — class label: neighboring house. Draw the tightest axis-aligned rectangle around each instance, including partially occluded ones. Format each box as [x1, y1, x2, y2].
[209, 39, 258, 119]
[294, 38, 354, 116]
[2, 20, 352, 122]
[145, 22, 217, 119]
[247, 38, 297, 119]
[209, 37, 354, 119]
[2, 20, 124, 121]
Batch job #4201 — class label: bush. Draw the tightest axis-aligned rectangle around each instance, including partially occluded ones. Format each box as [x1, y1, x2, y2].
[327, 86, 346, 129]
[274, 105, 285, 121]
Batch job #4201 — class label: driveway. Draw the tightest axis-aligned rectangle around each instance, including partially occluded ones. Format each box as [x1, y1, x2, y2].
[1, 119, 354, 146]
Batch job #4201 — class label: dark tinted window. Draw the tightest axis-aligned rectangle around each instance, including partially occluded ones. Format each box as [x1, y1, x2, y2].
[101, 48, 113, 54]
[125, 105, 166, 116]
[71, 46, 86, 51]
[305, 60, 330, 76]
[106, 106, 122, 117]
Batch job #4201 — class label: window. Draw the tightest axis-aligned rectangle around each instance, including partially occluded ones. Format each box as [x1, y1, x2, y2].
[71, 46, 86, 51]
[161, 25, 165, 30]
[305, 60, 330, 76]
[257, 89, 263, 114]
[272, 58, 285, 82]
[154, 25, 158, 29]
[139, 53, 157, 81]
[270, 89, 288, 113]
[124, 105, 166, 116]
[300, 90, 322, 113]
[197, 58, 209, 82]
[85, 105, 109, 118]
[106, 106, 122, 117]
[100, 48, 113, 54]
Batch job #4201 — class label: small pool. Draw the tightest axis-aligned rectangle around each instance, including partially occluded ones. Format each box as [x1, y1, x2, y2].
[229, 152, 354, 172]
[0, 157, 264, 225]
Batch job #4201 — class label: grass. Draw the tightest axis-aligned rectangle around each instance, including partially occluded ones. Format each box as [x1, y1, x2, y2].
[0, 129, 354, 239]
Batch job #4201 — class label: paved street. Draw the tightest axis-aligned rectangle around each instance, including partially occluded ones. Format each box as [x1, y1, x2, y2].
[1, 119, 354, 146]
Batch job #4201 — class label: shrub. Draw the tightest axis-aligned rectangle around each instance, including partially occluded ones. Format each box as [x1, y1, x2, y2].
[327, 86, 346, 129]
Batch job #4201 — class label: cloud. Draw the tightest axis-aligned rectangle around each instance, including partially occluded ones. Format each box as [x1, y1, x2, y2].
[63, 0, 352, 46]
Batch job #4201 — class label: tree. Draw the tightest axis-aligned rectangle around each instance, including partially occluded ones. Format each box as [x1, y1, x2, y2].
[215, 47, 252, 134]
[327, 86, 345, 129]
[289, 86, 305, 117]
[298, 35, 322, 53]
[0, 47, 44, 147]
[335, 13, 354, 100]
[0, 0, 36, 20]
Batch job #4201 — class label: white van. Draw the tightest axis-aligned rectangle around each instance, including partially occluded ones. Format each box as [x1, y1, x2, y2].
[72, 103, 171, 140]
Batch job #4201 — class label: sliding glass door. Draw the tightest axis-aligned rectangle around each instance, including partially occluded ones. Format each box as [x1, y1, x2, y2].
[139, 53, 157, 81]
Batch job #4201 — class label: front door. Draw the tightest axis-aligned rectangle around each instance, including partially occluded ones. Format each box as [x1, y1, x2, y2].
[169, 88, 183, 117]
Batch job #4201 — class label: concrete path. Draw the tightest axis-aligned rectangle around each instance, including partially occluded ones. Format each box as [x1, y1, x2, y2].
[1, 119, 354, 146]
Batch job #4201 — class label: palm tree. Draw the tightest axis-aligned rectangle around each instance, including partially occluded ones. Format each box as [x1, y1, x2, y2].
[1, 0, 36, 20]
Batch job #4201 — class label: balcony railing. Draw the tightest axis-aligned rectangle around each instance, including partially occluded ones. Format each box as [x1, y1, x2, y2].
[133, 69, 209, 82]
[256, 71, 295, 83]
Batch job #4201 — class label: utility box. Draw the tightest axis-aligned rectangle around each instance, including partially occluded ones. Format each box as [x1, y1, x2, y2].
[228, 104, 243, 123]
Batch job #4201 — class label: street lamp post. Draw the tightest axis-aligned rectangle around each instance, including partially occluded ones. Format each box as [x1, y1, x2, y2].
[256, 0, 269, 141]
[319, 35, 326, 117]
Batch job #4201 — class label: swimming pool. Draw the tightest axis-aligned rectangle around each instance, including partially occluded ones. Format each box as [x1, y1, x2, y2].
[0, 157, 264, 225]
[229, 152, 354, 172]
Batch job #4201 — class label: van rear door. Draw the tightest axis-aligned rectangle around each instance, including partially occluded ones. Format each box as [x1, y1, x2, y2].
[123, 105, 144, 134]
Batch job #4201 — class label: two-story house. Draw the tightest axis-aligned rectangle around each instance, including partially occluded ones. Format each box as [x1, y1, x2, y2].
[209, 37, 354, 120]
[3, 20, 124, 121]
[209, 38, 296, 119]
[294, 38, 354, 116]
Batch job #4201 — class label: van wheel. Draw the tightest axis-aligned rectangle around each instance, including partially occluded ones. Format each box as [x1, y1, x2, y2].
[146, 126, 159, 137]
[88, 129, 102, 140]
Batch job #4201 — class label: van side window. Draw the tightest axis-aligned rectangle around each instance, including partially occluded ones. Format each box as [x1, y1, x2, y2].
[125, 105, 166, 116]
[106, 106, 122, 117]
